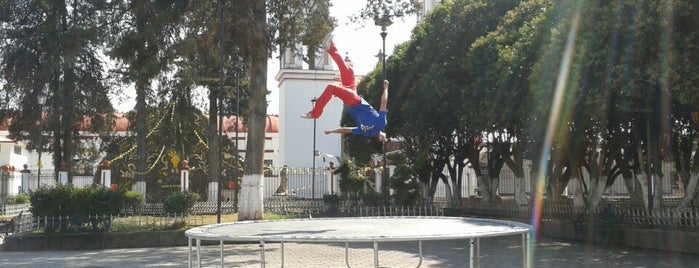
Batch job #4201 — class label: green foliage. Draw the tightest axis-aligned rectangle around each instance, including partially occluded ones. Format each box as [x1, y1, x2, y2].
[123, 191, 145, 214]
[388, 154, 421, 206]
[29, 185, 127, 232]
[162, 191, 200, 215]
[360, 191, 391, 207]
[29, 185, 74, 218]
[322, 194, 341, 206]
[0, 1, 115, 172]
[4, 193, 30, 205]
[333, 157, 375, 203]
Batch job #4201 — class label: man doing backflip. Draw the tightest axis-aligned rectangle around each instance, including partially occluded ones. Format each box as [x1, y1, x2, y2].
[302, 37, 389, 148]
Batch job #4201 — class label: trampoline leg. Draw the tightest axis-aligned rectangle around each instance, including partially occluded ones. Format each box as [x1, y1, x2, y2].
[416, 241, 423, 268]
[220, 241, 224, 268]
[373, 241, 380, 268]
[188, 238, 192, 268]
[196, 239, 202, 268]
[468, 238, 475, 268]
[344, 242, 354, 268]
[476, 238, 480, 268]
[522, 233, 529, 268]
[260, 240, 266, 268]
[280, 242, 285, 268]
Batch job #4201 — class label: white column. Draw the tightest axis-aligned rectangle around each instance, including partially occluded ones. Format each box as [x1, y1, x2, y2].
[101, 169, 111, 188]
[388, 165, 396, 195]
[58, 171, 68, 185]
[133, 181, 146, 195]
[208, 182, 219, 202]
[181, 169, 189, 192]
[21, 170, 30, 193]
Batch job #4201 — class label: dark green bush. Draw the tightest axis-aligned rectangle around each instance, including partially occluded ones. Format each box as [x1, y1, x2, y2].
[29, 185, 126, 232]
[322, 194, 341, 206]
[124, 190, 145, 214]
[29, 185, 73, 218]
[162, 191, 199, 214]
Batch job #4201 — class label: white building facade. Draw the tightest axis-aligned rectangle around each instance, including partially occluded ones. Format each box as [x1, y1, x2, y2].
[275, 44, 345, 168]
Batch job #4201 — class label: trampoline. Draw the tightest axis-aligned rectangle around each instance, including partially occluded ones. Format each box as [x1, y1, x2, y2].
[185, 216, 532, 268]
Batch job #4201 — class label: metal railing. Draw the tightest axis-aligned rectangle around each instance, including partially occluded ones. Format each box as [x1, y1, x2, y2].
[9, 212, 204, 235]
[1, 203, 29, 218]
[459, 199, 699, 230]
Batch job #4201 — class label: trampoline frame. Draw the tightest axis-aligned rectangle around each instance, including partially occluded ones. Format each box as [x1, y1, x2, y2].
[185, 216, 532, 268]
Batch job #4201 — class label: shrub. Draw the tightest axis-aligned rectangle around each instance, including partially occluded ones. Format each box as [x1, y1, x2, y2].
[322, 194, 341, 206]
[29, 185, 73, 218]
[5, 193, 30, 204]
[123, 191, 145, 214]
[162, 191, 199, 215]
[29, 185, 127, 232]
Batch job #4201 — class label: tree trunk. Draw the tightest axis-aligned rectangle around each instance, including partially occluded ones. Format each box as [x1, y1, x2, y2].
[238, 0, 267, 220]
[476, 174, 493, 201]
[572, 177, 585, 207]
[652, 174, 663, 211]
[134, 78, 147, 196]
[490, 177, 500, 198]
[443, 180, 454, 208]
[586, 175, 608, 209]
[514, 175, 528, 205]
[623, 174, 644, 204]
[676, 173, 699, 211]
[635, 173, 650, 209]
[207, 86, 220, 202]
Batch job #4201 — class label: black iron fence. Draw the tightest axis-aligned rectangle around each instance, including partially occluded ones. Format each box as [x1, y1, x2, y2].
[458, 199, 699, 230]
[1, 163, 687, 206]
[5, 200, 444, 235]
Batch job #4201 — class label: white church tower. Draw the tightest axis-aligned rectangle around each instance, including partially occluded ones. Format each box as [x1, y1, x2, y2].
[275, 44, 346, 167]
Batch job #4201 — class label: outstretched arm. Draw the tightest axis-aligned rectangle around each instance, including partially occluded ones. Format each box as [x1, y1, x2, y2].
[379, 80, 389, 112]
[324, 128, 354, 135]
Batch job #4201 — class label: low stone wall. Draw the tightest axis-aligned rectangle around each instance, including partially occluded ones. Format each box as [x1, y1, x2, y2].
[446, 209, 699, 254]
[3, 230, 188, 251]
[540, 220, 699, 254]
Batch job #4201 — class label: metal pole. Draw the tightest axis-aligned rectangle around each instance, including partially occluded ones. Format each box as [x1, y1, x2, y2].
[312, 97, 317, 199]
[37, 121, 42, 188]
[216, 0, 225, 224]
[380, 29, 388, 197]
[381, 31, 387, 78]
[36, 91, 47, 188]
[234, 61, 241, 210]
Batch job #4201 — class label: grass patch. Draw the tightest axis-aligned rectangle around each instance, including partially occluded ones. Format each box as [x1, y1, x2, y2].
[262, 213, 297, 220]
[20, 212, 299, 234]
[107, 212, 296, 232]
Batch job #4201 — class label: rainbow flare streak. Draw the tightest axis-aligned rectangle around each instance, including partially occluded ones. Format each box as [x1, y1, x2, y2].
[529, 2, 583, 266]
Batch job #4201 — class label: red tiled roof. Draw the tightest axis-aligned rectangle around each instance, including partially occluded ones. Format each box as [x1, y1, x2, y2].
[2, 113, 278, 134]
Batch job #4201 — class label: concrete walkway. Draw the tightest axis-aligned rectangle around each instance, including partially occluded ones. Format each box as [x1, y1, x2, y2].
[1, 235, 699, 267]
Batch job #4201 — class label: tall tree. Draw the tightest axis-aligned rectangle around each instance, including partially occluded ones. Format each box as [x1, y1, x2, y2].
[108, 0, 189, 195]
[468, 0, 554, 204]
[0, 0, 114, 181]
[383, 0, 520, 207]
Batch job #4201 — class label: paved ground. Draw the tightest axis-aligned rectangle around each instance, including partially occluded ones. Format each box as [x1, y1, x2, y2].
[2, 235, 699, 268]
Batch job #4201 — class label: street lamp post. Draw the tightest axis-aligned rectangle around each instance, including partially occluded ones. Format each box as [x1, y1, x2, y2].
[311, 97, 317, 199]
[375, 14, 393, 197]
[375, 14, 393, 79]
[36, 91, 47, 188]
